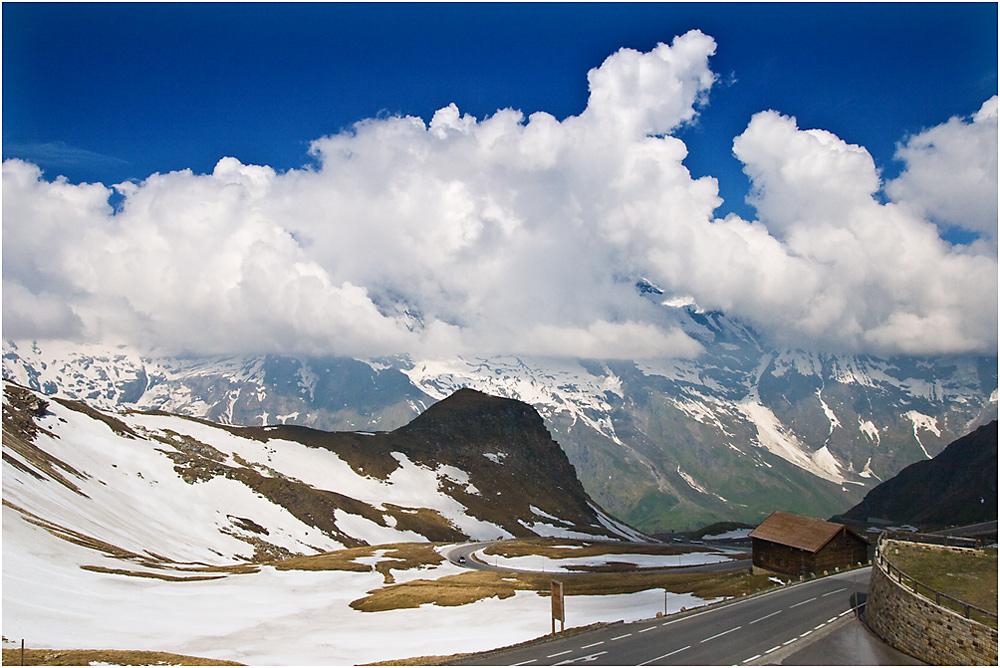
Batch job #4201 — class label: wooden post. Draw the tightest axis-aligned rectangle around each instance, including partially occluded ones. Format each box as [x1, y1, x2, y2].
[551, 580, 564, 634]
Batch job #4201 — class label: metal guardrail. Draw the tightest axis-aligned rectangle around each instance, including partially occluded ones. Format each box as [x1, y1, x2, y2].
[875, 532, 998, 627]
[882, 529, 984, 549]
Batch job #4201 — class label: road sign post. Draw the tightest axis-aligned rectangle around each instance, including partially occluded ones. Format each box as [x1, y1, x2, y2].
[551, 580, 564, 634]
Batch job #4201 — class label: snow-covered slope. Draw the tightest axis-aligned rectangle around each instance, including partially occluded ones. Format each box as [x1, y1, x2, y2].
[3, 383, 639, 573]
[7, 383, 744, 663]
[5, 301, 996, 532]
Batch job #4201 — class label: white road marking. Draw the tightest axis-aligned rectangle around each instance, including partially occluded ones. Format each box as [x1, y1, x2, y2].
[639, 626, 657, 633]
[611, 633, 632, 641]
[822, 587, 847, 597]
[639, 645, 690, 665]
[789, 596, 817, 609]
[701, 625, 742, 643]
[744, 654, 762, 663]
[580, 641, 604, 649]
[799, 630, 812, 638]
[560, 651, 607, 665]
[547, 650, 572, 658]
[749, 610, 782, 624]
[764, 646, 782, 654]
[513, 660, 537, 666]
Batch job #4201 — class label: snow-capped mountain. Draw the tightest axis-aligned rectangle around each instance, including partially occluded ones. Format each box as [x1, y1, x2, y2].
[4, 300, 996, 531]
[3, 382, 641, 571]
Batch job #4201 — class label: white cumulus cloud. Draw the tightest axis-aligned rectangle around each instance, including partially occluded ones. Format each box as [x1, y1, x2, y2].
[2, 31, 996, 360]
[885, 96, 998, 244]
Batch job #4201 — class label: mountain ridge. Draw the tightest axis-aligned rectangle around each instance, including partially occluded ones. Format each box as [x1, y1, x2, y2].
[4, 306, 995, 531]
[837, 420, 998, 528]
[3, 381, 643, 571]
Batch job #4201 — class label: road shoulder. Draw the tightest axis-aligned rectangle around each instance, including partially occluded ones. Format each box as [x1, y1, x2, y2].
[749, 613, 925, 666]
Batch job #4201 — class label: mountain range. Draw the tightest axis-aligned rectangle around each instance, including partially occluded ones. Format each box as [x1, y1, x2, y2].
[4, 293, 996, 531]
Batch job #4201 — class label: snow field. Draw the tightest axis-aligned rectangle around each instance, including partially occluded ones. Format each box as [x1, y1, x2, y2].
[4, 509, 720, 665]
[701, 528, 752, 540]
[4, 401, 344, 563]
[126, 412, 510, 542]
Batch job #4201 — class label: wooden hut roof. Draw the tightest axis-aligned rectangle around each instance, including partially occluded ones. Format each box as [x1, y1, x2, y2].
[748, 511, 847, 553]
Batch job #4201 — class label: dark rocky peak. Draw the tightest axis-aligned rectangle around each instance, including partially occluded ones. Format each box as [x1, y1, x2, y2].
[395, 388, 551, 448]
[385, 388, 603, 535]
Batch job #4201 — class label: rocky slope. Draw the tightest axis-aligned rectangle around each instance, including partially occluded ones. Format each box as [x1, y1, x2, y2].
[838, 420, 998, 528]
[4, 300, 996, 531]
[2, 382, 641, 571]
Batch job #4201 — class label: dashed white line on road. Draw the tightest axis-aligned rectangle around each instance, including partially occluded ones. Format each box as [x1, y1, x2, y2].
[814, 623, 826, 630]
[513, 660, 536, 666]
[580, 641, 604, 649]
[799, 630, 812, 638]
[789, 597, 817, 608]
[744, 654, 761, 663]
[764, 646, 782, 654]
[783, 638, 798, 646]
[611, 633, 632, 641]
[701, 625, 742, 643]
[639, 626, 656, 633]
[547, 650, 571, 658]
[749, 610, 782, 624]
[639, 645, 690, 665]
[822, 587, 847, 597]
[827, 617, 838, 624]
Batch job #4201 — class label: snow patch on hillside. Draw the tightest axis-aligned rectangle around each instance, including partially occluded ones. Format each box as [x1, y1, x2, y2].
[676, 465, 727, 503]
[858, 418, 880, 444]
[125, 412, 508, 541]
[816, 389, 841, 435]
[737, 399, 844, 484]
[903, 410, 941, 458]
[668, 393, 733, 435]
[589, 503, 648, 542]
[736, 357, 846, 484]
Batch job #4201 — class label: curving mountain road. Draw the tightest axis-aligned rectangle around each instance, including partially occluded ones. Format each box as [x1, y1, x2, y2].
[450, 568, 872, 666]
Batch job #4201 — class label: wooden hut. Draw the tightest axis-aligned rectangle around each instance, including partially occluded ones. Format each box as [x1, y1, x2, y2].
[749, 511, 869, 577]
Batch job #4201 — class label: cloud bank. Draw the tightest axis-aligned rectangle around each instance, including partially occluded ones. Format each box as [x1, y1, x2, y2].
[3, 31, 996, 360]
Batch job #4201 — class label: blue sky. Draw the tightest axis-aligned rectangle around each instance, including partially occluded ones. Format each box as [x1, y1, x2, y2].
[2, 3, 998, 360]
[4, 3, 996, 219]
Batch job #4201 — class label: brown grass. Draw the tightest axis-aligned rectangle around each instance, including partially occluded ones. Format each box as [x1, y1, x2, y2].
[483, 537, 723, 560]
[272, 542, 444, 584]
[351, 560, 777, 612]
[885, 541, 998, 626]
[1, 648, 243, 666]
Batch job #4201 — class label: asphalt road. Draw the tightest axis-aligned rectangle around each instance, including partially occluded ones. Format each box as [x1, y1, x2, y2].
[452, 568, 871, 666]
[440, 542, 496, 571]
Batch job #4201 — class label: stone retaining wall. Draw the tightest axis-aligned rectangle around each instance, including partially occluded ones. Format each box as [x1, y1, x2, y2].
[865, 542, 998, 665]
